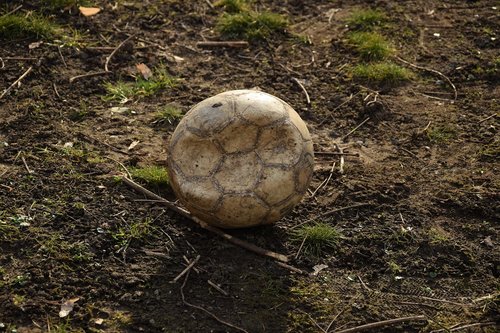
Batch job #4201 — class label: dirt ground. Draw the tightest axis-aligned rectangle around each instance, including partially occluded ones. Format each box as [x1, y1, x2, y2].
[0, 0, 499, 332]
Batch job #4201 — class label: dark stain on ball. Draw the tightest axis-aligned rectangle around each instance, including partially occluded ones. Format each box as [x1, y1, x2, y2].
[212, 102, 223, 108]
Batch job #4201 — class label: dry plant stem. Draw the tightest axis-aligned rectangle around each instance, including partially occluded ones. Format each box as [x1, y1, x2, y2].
[207, 280, 229, 296]
[394, 55, 457, 100]
[276, 262, 307, 275]
[105, 34, 135, 72]
[196, 41, 249, 48]
[172, 255, 200, 283]
[21, 157, 33, 174]
[0, 58, 4, 69]
[314, 151, 359, 157]
[430, 322, 497, 333]
[0, 66, 33, 100]
[295, 235, 307, 259]
[181, 271, 249, 333]
[292, 77, 311, 105]
[69, 71, 111, 83]
[478, 113, 497, 123]
[121, 177, 289, 263]
[1, 4, 22, 17]
[106, 157, 132, 179]
[342, 117, 370, 142]
[335, 315, 427, 333]
[290, 203, 369, 230]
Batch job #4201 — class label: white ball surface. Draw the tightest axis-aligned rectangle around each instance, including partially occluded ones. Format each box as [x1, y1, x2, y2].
[167, 90, 314, 228]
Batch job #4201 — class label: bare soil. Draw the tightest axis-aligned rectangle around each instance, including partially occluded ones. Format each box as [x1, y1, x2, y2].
[0, 0, 498, 332]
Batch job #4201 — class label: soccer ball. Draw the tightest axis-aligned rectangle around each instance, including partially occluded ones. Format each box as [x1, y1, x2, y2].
[167, 90, 314, 229]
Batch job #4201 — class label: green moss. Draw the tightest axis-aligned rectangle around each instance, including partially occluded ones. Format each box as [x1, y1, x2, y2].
[112, 218, 153, 246]
[426, 125, 458, 143]
[217, 11, 288, 40]
[348, 31, 392, 61]
[291, 223, 341, 256]
[154, 105, 184, 125]
[130, 165, 169, 186]
[352, 62, 412, 84]
[347, 9, 386, 31]
[0, 14, 59, 39]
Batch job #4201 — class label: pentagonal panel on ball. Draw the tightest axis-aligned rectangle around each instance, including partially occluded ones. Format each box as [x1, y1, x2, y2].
[185, 95, 236, 136]
[213, 152, 262, 193]
[214, 194, 269, 228]
[176, 177, 222, 212]
[255, 166, 295, 206]
[236, 91, 288, 126]
[256, 122, 304, 166]
[170, 130, 222, 178]
[216, 119, 259, 154]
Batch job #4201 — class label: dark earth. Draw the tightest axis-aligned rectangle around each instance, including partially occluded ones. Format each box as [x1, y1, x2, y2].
[0, 0, 499, 332]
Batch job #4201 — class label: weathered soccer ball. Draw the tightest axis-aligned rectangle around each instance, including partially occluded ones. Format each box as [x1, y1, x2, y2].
[167, 90, 314, 229]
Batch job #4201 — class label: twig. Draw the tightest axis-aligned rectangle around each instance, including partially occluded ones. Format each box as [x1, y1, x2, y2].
[342, 117, 370, 142]
[106, 156, 132, 179]
[292, 77, 311, 105]
[121, 177, 289, 263]
[0, 57, 4, 69]
[357, 275, 371, 291]
[335, 315, 427, 333]
[183, 255, 200, 273]
[1, 4, 23, 17]
[419, 296, 468, 307]
[0, 66, 33, 100]
[172, 255, 200, 283]
[21, 156, 33, 174]
[290, 203, 369, 230]
[205, 0, 215, 9]
[335, 144, 344, 174]
[314, 151, 359, 157]
[430, 322, 496, 333]
[310, 161, 336, 198]
[297, 309, 327, 333]
[1, 57, 37, 61]
[326, 306, 348, 332]
[181, 271, 249, 333]
[69, 71, 111, 83]
[207, 280, 229, 296]
[275, 262, 307, 275]
[394, 55, 457, 100]
[105, 34, 135, 72]
[478, 113, 497, 123]
[52, 83, 62, 99]
[57, 46, 67, 67]
[295, 235, 307, 259]
[196, 41, 249, 48]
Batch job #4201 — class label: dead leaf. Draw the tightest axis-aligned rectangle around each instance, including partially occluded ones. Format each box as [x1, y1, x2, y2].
[59, 297, 80, 318]
[128, 140, 140, 151]
[484, 236, 494, 247]
[29, 41, 43, 49]
[94, 318, 104, 325]
[136, 63, 153, 80]
[312, 264, 328, 276]
[79, 7, 101, 17]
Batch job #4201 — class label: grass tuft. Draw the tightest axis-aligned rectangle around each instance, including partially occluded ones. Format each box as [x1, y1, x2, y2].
[130, 166, 169, 186]
[348, 31, 392, 61]
[217, 11, 288, 40]
[214, 0, 250, 13]
[103, 65, 176, 103]
[347, 9, 386, 31]
[291, 223, 341, 256]
[0, 14, 59, 39]
[352, 62, 412, 84]
[426, 125, 458, 143]
[154, 105, 184, 125]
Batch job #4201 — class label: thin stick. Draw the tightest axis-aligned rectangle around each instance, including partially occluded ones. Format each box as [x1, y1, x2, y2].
[172, 255, 200, 283]
[207, 280, 229, 296]
[430, 322, 496, 333]
[290, 203, 369, 230]
[0, 66, 33, 100]
[394, 55, 457, 100]
[69, 71, 111, 83]
[181, 271, 249, 333]
[314, 151, 359, 157]
[106, 157, 132, 179]
[196, 41, 249, 48]
[342, 117, 370, 142]
[21, 157, 33, 174]
[105, 35, 135, 72]
[0, 57, 4, 69]
[57, 46, 67, 67]
[335, 315, 427, 333]
[52, 83, 62, 99]
[1, 4, 23, 17]
[292, 77, 311, 105]
[297, 309, 327, 333]
[275, 262, 307, 275]
[335, 144, 345, 174]
[121, 177, 289, 262]
[478, 113, 497, 123]
[295, 235, 307, 259]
